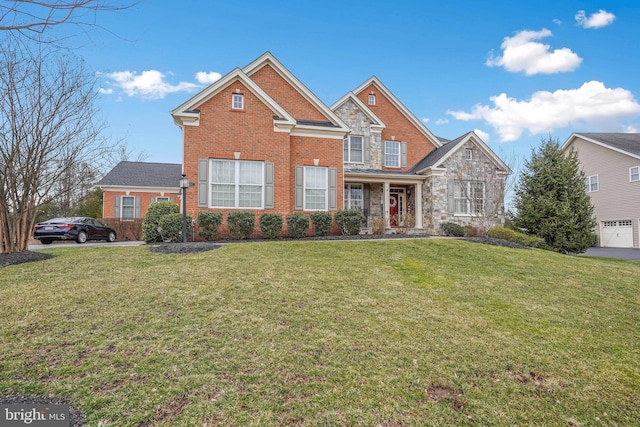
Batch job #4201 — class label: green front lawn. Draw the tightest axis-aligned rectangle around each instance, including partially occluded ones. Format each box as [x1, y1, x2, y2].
[1, 240, 638, 425]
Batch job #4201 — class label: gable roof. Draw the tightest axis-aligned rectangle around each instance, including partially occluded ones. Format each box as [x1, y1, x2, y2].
[170, 67, 296, 129]
[410, 131, 511, 174]
[97, 161, 182, 188]
[562, 133, 640, 160]
[171, 52, 349, 138]
[330, 92, 386, 132]
[352, 76, 442, 148]
[243, 52, 349, 131]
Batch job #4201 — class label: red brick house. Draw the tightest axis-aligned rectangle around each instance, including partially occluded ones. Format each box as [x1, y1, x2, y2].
[98, 161, 182, 219]
[171, 52, 511, 234]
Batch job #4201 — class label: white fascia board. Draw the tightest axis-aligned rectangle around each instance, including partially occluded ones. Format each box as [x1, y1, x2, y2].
[99, 185, 180, 193]
[428, 132, 512, 174]
[330, 92, 387, 130]
[352, 77, 442, 148]
[290, 125, 349, 139]
[343, 172, 425, 183]
[243, 52, 350, 133]
[563, 133, 640, 160]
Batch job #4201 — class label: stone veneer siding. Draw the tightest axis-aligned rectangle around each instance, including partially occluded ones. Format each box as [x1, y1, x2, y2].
[333, 100, 383, 169]
[424, 141, 506, 235]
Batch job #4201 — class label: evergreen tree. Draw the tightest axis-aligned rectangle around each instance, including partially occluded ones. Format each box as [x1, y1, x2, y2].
[512, 137, 596, 253]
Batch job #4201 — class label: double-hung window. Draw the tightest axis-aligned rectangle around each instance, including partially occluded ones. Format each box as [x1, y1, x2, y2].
[344, 184, 363, 211]
[232, 93, 244, 110]
[121, 196, 136, 218]
[384, 141, 401, 167]
[630, 166, 640, 182]
[210, 159, 264, 208]
[304, 166, 328, 210]
[585, 175, 599, 192]
[453, 181, 484, 216]
[344, 135, 364, 163]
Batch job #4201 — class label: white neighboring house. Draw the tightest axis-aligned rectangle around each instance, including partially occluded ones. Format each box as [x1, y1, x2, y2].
[562, 133, 640, 248]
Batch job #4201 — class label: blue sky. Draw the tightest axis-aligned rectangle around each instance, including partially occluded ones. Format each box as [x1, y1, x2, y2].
[62, 0, 640, 168]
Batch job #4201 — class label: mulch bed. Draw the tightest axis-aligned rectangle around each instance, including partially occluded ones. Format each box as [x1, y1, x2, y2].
[0, 250, 54, 267]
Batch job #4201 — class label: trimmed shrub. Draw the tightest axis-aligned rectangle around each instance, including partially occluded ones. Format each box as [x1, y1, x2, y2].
[488, 226, 547, 249]
[197, 211, 223, 240]
[310, 211, 332, 236]
[142, 201, 180, 242]
[286, 212, 309, 238]
[259, 213, 283, 239]
[371, 218, 386, 235]
[227, 211, 256, 239]
[441, 222, 465, 237]
[157, 213, 193, 242]
[335, 209, 362, 235]
[487, 226, 517, 241]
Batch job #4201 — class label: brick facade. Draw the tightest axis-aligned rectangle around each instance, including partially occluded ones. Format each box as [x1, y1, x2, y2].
[170, 52, 509, 236]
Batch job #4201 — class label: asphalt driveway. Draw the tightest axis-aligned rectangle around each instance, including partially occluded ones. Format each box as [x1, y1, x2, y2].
[582, 247, 640, 260]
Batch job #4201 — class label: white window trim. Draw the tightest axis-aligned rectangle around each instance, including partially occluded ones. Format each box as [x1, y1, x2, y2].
[209, 159, 264, 209]
[303, 166, 328, 211]
[453, 181, 485, 217]
[630, 166, 640, 182]
[121, 195, 136, 219]
[465, 148, 473, 160]
[585, 175, 599, 192]
[368, 94, 376, 105]
[232, 93, 244, 110]
[155, 196, 170, 202]
[344, 135, 364, 164]
[344, 183, 364, 210]
[384, 140, 401, 168]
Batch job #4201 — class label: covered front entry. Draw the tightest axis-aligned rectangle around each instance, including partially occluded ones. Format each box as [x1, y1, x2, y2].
[343, 171, 425, 231]
[389, 188, 405, 226]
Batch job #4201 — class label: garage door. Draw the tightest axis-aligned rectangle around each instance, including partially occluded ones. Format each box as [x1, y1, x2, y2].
[601, 220, 634, 248]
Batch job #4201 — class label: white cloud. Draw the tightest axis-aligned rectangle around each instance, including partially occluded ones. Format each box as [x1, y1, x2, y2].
[575, 9, 615, 29]
[98, 88, 113, 95]
[195, 71, 222, 84]
[98, 70, 199, 99]
[448, 81, 640, 141]
[553, 18, 562, 25]
[422, 117, 430, 123]
[626, 125, 639, 133]
[486, 28, 582, 75]
[435, 118, 449, 125]
[474, 129, 490, 143]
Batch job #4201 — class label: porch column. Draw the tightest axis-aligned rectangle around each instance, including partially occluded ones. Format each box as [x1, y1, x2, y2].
[383, 181, 390, 228]
[414, 182, 423, 229]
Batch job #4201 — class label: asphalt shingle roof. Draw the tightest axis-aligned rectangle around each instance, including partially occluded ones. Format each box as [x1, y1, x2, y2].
[97, 161, 183, 188]
[409, 133, 470, 173]
[577, 133, 640, 156]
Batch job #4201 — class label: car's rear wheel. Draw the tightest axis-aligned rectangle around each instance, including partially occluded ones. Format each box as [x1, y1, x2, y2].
[41, 239, 53, 245]
[76, 231, 87, 244]
[107, 231, 116, 243]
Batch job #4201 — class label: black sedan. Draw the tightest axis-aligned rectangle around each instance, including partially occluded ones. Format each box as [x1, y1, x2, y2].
[33, 217, 117, 244]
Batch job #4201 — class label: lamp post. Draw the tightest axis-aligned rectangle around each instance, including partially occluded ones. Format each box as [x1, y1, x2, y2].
[179, 174, 189, 243]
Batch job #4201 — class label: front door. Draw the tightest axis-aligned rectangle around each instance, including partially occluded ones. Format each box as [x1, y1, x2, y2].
[389, 193, 399, 226]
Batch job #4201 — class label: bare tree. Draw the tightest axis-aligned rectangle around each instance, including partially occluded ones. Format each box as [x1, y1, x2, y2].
[0, 37, 112, 253]
[450, 145, 517, 234]
[0, 0, 136, 35]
